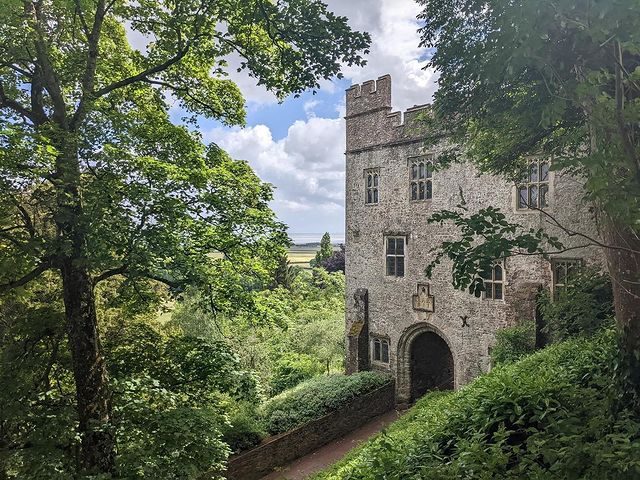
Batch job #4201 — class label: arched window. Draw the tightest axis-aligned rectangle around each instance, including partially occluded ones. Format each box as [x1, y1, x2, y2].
[365, 169, 379, 204]
[517, 160, 550, 209]
[481, 264, 504, 300]
[410, 159, 433, 201]
[372, 337, 390, 363]
[552, 258, 582, 300]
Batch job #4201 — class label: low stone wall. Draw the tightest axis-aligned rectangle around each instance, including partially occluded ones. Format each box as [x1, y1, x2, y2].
[224, 380, 395, 480]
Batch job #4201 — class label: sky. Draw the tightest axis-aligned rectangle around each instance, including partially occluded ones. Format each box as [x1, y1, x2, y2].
[171, 0, 440, 242]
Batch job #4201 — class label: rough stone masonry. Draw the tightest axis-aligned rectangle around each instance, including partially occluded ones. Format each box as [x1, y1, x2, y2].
[344, 74, 603, 405]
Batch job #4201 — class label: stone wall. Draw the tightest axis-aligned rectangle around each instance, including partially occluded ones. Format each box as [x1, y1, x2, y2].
[344, 75, 604, 404]
[222, 381, 395, 480]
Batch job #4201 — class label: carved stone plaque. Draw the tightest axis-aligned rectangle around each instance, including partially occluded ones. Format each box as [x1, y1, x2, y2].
[412, 283, 435, 312]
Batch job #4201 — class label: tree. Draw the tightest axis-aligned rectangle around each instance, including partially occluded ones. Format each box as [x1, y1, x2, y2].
[0, 1, 370, 473]
[320, 243, 345, 273]
[418, 0, 640, 393]
[312, 232, 333, 267]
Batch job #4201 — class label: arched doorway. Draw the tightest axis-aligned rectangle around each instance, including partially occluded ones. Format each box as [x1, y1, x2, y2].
[410, 331, 454, 400]
[396, 323, 455, 404]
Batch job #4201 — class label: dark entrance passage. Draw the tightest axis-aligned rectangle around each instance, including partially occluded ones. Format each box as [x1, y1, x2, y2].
[410, 331, 454, 401]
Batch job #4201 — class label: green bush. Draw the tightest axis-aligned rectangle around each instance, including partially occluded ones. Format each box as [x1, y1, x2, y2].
[221, 402, 266, 454]
[314, 329, 640, 480]
[269, 353, 324, 395]
[490, 321, 536, 366]
[262, 372, 391, 435]
[539, 267, 614, 342]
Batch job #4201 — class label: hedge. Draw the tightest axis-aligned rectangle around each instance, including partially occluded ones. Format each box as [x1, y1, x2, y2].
[261, 371, 391, 435]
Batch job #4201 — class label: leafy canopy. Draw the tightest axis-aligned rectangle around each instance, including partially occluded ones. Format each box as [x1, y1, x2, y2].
[0, 0, 371, 311]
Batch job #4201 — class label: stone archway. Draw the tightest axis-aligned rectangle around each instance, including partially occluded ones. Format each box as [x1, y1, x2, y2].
[396, 323, 454, 404]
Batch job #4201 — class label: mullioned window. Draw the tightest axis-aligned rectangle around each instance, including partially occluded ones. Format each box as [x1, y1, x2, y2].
[372, 337, 390, 363]
[365, 169, 380, 204]
[385, 236, 405, 277]
[517, 160, 550, 209]
[410, 158, 433, 201]
[481, 264, 504, 300]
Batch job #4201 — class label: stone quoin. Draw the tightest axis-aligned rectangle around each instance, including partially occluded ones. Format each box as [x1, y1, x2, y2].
[344, 74, 603, 405]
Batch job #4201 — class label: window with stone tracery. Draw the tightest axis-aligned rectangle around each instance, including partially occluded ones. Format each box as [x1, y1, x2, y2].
[372, 337, 389, 363]
[552, 258, 582, 300]
[517, 160, 550, 209]
[365, 169, 379, 204]
[410, 158, 433, 201]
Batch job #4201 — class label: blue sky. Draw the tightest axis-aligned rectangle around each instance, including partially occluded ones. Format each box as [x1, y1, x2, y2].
[170, 1, 440, 242]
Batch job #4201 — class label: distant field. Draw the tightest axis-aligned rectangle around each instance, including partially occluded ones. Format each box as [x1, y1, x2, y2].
[288, 248, 317, 269]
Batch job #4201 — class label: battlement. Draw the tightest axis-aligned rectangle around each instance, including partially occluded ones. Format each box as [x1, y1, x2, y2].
[346, 75, 392, 118]
[385, 103, 432, 128]
[345, 74, 432, 153]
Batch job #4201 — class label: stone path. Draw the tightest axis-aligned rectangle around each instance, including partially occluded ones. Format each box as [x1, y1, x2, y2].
[259, 409, 401, 480]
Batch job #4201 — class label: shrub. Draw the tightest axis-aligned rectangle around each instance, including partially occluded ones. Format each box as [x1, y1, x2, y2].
[113, 377, 229, 479]
[262, 372, 391, 435]
[269, 353, 324, 395]
[314, 329, 640, 480]
[320, 244, 345, 273]
[490, 321, 536, 366]
[539, 267, 614, 342]
[221, 402, 266, 454]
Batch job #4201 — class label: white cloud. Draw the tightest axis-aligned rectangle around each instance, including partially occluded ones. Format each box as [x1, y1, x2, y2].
[205, 116, 347, 232]
[329, 0, 439, 111]
[303, 99, 320, 118]
[135, 1, 437, 233]
[222, 0, 438, 110]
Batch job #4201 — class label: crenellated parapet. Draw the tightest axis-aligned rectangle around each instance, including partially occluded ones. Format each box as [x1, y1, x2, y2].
[346, 75, 392, 118]
[345, 75, 431, 154]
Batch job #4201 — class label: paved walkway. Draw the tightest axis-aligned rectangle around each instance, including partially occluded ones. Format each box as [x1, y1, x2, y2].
[259, 409, 401, 480]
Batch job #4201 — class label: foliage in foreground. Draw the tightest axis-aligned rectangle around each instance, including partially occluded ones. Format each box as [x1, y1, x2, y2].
[262, 372, 391, 436]
[489, 321, 536, 367]
[314, 330, 640, 480]
[0, 278, 255, 480]
[0, 0, 370, 472]
[539, 268, 615, 343]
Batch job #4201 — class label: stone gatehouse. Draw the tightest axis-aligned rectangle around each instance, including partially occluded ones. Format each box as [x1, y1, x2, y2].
[344, 74, 602, 405]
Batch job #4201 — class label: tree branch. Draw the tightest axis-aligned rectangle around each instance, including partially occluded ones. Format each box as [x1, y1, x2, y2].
[0, 261, 52, 293]
[31, 0, 67, 125]
[93, 46, 191, 98]
[93, 265, 128, 284]
[71, 0, 107, 128]
[528, 204, 640, 255]
[141, 78, 223, 117]
[0, 82, 39, 123]
[93, 265, 180, 289]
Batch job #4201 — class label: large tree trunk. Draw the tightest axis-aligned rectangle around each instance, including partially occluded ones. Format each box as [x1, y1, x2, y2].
[602, 217, 640, 392]
[55, 140, 115, 473]
[62, 262, 114, 473]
